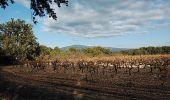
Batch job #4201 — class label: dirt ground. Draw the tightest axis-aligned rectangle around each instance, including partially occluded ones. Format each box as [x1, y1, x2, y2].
[0, 65, 170, 100]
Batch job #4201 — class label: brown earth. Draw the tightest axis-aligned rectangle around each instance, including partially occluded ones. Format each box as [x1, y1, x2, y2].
[0, 65, 170, 100]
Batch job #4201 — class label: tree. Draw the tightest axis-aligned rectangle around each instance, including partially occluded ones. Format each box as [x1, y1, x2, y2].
[95, 47, 112, 55]
[50, 47, 61, 58]
[68, 47, 77, 53]
[0, 0, 68, 23]
[39, 45, 52, 56]
[0, 19, 40, 61]
[121, 46, 170, 55]
[82, 47, 113, 56]
[54, 46, 61, 53]
[0, 47, 4, 56]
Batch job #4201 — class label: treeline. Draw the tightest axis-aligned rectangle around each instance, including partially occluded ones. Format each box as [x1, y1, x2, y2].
[121, 46, 170, 55]
[37, 46, 113, 60]
[39, 46, 170, 59]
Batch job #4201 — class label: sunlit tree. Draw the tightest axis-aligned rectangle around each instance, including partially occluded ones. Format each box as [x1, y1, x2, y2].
[0, 19, 40, 61]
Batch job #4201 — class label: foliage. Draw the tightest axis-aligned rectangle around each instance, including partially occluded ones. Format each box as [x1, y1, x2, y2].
[121, 46, 170, 55]
[0, 47, 4, 56]
[34, 46, 114, 60]
[82, 47, 113, 56]
[39, 45, 52, 56]
[26, 45, 170, 60]
[67, 47, 78, 53]
[0, 0, 68, 23]
[0, 19, 40, 61]
[50, 46, 61, 57]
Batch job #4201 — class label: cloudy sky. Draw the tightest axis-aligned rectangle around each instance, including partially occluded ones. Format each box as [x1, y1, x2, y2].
[0, 0, 170, 48]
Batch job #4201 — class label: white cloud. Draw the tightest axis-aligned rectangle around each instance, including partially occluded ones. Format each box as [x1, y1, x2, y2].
[15, 0, 30, 8]
[41, 0, 170, 38]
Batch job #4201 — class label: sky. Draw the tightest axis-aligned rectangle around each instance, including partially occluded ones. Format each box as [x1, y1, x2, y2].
[0, 0, 170, 48]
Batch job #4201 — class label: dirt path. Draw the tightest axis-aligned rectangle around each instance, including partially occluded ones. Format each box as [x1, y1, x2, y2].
[0, 66, 170, 100]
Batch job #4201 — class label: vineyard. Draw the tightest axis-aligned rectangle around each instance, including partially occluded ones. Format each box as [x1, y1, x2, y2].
[1, 54, 170, 99]
[1, 2, 170, 99]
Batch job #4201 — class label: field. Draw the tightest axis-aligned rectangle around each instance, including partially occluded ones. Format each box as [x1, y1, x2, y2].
[1, 1, 170, 100]
[0, 54, 170, 100]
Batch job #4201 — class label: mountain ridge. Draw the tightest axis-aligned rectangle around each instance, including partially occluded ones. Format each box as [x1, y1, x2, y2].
[61, 45, 128, 52]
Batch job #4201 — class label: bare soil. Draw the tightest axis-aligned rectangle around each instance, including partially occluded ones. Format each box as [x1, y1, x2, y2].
[0, 65, 170, 100]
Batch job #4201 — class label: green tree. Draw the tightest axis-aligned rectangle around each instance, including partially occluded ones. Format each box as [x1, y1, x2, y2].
[94, 47, 112, 55]
[82, 47, 113, 56]
[0, 19, 39, 61]
[68, 47, 77, 53]
[50, 46, 61, 57]
[39, 45, 52, 56]
[121, 46, 170, 55]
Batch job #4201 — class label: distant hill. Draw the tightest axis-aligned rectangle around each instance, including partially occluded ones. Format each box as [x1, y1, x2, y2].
[61, 45, 128, 52]
[61, 45, 89, 50]
[105, 47, 128, 52]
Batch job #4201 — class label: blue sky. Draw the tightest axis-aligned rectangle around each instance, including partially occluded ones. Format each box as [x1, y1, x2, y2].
[0, 0, 170, 48]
